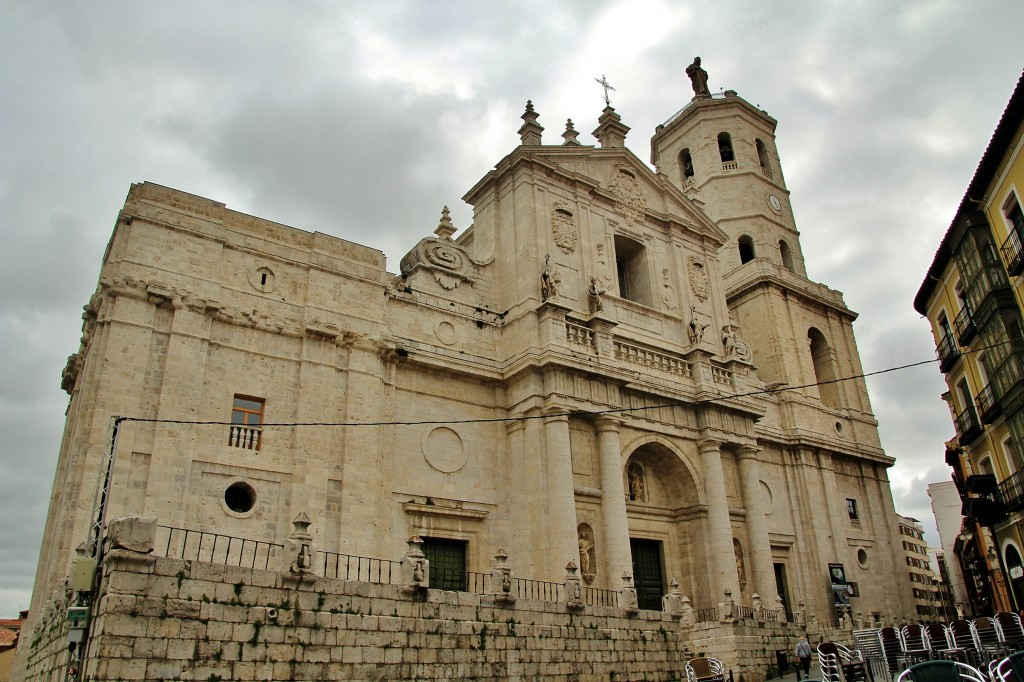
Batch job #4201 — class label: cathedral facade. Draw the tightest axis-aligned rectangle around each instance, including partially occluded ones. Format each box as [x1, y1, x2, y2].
[31, 79, 914, 634]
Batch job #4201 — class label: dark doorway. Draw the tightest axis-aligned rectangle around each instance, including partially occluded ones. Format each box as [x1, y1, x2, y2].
[774, 562, 792, 620]
[421, 537, 467, 591]
[630, 538, 664, 611]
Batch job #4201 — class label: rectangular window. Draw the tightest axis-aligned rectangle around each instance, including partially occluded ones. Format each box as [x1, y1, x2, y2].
[1005, 193, 1024, 237]
[229, 395, 264, 450]
[846, 498, 859, 520]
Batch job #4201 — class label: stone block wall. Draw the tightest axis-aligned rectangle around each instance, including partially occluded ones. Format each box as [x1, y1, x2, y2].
[16, 544, 818, 682]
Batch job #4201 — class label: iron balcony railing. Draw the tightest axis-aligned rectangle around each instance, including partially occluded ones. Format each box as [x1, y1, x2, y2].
[937, 334, 961, 373]
[953, 305, 978, 346]
[999, 471, 1024, 513]
[953, 407, 983, 445]
[317, 551, 401, 584]
[976, 383, 1001, 423]
[991, 352, 1024, 404]
[1002, 229, 1024, 277]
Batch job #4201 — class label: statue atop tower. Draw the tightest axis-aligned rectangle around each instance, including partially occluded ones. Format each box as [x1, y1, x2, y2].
[686, 56, 710, 98]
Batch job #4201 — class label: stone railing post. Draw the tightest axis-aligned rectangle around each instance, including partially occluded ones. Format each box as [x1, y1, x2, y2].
[681, 595, 694, 628]
[489, 547, 516, 603]
[564, 561, 585, 612]
[774, 594, 787, 623]
[719, 588, 735, 623]
[400, 535, 429, 588]
[662, 578, 683, 620]
[620, 571, 638, 615]
[752, 593, 765, 624]
[284, 512, 315, 575]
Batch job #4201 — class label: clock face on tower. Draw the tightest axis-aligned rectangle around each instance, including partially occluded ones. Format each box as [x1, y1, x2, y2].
[768, 194, 783, 214]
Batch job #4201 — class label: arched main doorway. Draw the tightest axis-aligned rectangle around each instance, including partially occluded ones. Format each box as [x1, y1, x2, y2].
[623, 439, 707, 609]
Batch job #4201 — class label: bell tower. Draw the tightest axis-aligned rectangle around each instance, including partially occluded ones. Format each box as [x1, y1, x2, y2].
[649, 74, 879, 441]
[651, 90, 804, 277]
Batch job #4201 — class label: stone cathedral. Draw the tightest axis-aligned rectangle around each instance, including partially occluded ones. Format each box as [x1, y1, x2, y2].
[27, 68, 915, 663]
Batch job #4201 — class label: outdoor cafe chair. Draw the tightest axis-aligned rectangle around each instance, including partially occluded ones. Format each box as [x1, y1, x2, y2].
[818, 642, 868, 682]
[991, 651, 1024, 682]
[895, 659, 987, 682]
[996, 612, 1024, 651]
[686, 656, 726, 682]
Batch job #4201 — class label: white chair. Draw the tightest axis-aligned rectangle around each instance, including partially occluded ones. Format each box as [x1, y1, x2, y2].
[818, 642, 867, 682]
[685, 657, 726, 682]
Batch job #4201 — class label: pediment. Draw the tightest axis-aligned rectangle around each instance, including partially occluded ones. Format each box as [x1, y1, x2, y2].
[526, 147, 729, 248]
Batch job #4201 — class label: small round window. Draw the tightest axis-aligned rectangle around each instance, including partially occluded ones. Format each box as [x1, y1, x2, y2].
[857, 548, 869, 569]
[224, 482, 256, 514]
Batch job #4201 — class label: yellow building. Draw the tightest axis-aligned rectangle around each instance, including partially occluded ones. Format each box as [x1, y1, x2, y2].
[915, 70, 1024, 615]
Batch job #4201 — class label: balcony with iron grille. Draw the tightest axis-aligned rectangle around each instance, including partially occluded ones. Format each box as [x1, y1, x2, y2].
[953, 305, 978, 346]
[976, 383, 1002, 423]
[1002, 228, 1024, 277]
[991, 351, 1024, 405]
[999, 471, 1024, 513]
[937, 333, 960, 373]
[953, 406, 983, 445]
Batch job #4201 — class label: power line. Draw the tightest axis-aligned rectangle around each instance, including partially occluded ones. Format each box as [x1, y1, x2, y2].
[117, 341, 977, 429]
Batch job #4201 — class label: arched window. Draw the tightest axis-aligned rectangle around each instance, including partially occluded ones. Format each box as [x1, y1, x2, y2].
[808, 327, 839, 407]
[779, 240, 795, 272]
[756, 139, 771, 170]
[679, 148, 694, 181]
[738, 235, 755, 264]
[718, 133, 734, 163]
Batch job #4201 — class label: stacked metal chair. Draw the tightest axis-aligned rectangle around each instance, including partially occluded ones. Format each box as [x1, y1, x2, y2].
[902, 624, 933, 666]
[853, 628, 889, 681]
[880, 626, 908, 677]
[925, 622, 968, 662]
[685, 657, 726, 682]
[996, 612, 1024, 651]
[973, 616, 1009, 666]
[991, 650, 1024, 682]
[818, 642, 868, 682]
[949, 619, 982, 667]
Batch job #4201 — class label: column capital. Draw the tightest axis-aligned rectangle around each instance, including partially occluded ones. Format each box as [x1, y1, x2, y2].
[542, 405, 571, 422]
[594, 414, 624, 432]
[735, 443, 762, 460]
[697, 437, 723, 455]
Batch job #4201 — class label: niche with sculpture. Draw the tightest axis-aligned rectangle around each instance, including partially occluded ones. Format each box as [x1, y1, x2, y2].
[627, 462, 646, 502]
[577, 523, 596, 583]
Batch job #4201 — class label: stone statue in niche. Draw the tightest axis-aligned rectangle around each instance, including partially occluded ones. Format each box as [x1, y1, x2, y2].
[577, 526, 595, 581]
[688, 306, 709, 345]
[541, 254, 560, 300]
[588, 276, 605, 313]
[733, 538, 746, 587]
[627, 463, 645, 501]
[661, 268, 678, 311]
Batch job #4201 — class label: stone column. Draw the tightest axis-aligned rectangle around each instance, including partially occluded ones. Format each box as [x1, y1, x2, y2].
[596, 416, 632, 586]
[544, 408, 580, 578]
[699, 438, 741, 599]
[736, 445, 779, 607]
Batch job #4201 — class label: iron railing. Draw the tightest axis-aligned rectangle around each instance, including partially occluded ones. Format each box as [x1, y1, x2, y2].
[736, 605, 756, 620]
[317, 551, 400, 584]
[155, 525, 280, 569]
[1002, 228, 1024, 277]
[937, 334, 960, 373]
[584, 587, 619, 607]
[977, 383, 1001, 423]
[515, 577, 563, 601]
[999, 470, 1024, 513]
[953, 407, 983, 445]
[953, 305, 978, 346]
[695, 606, 719, 623]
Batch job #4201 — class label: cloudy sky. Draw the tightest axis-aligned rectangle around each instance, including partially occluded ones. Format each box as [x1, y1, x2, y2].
[1, 1, 1021, 616]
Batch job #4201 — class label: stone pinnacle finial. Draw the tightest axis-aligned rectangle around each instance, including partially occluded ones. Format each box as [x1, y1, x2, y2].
[518, 100, 544, 145]
[434, 206, 456, 240]
[562, 119, 581, 146]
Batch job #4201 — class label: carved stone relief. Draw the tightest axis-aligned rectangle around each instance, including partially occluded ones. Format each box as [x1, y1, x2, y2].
[609, 164, 646, 225]
[661, 268, 678, 311]
[687, 256, 710, 302]
[551, 201, 578, 254]
[422, 427, 467, 473]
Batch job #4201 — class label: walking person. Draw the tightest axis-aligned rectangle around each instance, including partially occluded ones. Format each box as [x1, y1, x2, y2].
[796, 635, 812, 680]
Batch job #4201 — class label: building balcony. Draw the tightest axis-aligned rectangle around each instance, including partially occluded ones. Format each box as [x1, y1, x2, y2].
[999, 471, 1024, 513]
[953, 406, 983, 445]
[937, 333, 961, 373]
[976, 383, 1002, 423]
[991, 351, 1024, 405]
[1002, 228, 1024, 277]
[953, 305, 978, 346]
